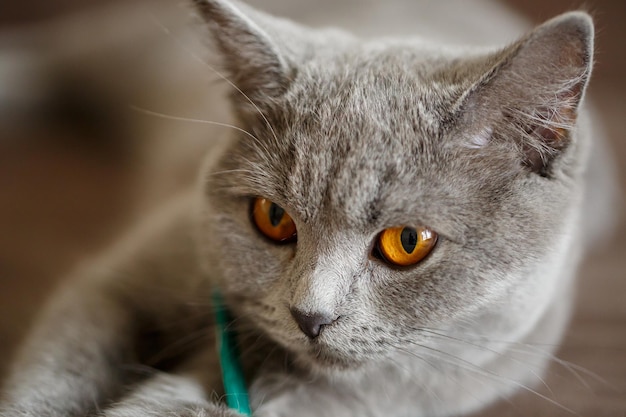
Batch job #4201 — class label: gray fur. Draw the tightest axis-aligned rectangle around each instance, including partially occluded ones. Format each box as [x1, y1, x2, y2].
[0, 1, 600, 417]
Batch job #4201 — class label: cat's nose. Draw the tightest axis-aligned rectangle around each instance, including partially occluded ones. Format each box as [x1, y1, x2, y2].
[289, 307, 335, 339]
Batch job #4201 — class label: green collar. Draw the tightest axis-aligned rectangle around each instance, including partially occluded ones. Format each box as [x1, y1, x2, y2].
[213, 291, 252, 415]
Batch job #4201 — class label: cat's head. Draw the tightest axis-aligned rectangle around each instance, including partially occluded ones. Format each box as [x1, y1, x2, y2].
[195, 0, 593, 371]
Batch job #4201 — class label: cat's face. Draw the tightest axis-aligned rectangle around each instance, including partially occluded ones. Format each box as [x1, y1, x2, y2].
[196, 1, 592, 371]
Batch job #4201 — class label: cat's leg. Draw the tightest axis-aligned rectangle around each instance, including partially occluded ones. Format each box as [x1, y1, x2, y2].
[99, 347, 239, 417]
[0, 279, 138, 417]
[99, 343, 235, 417]
[100, 373, 240, 417]
[0, 196, 215, 417]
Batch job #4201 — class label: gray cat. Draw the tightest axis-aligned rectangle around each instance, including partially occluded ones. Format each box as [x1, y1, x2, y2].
[0, 0, 603, 416]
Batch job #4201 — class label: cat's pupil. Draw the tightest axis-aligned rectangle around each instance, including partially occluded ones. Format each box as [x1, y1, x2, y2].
[400, 227, 418, 254]
[268, 203, 285, 227]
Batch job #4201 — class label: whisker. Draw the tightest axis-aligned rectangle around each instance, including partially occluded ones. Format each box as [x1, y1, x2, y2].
[415, 328, 554, 397]
[389, 345, 509, 414]
[204, 168, 257, 179]
[129, 105, 261, 143]
[146, 327, 213, 366]
[394, 341, 580, 416]
[415, 325, 615, 392]
[129, 105, 280, 168]
[145, 12, 281, 148]
[386, 356, 445, 406]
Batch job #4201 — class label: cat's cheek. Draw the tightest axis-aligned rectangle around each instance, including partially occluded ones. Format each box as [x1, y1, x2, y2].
[207, 220, 295, 293]
[365, 243, 448, 319]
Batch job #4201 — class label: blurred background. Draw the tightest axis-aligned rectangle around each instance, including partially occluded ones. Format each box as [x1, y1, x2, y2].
[0, 1, 624, 416]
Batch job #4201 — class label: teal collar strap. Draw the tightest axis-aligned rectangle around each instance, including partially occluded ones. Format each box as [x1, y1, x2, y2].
[213, 291, 252, 416]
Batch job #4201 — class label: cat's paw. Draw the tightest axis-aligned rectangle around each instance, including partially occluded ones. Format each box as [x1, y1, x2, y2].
[174, 408, 245, 417]
[100, 403, 245, 417]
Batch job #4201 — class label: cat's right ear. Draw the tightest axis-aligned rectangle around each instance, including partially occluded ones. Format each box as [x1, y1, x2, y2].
[456, 12, 594, 176]
[193, 0, 291, 102]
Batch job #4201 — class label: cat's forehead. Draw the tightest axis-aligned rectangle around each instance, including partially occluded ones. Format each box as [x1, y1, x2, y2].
[241, 49, 487, 231]
[288, 46, 465, 133]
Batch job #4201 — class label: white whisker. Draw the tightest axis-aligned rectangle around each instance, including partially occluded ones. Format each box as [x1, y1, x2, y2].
[145, 12, 281, 148]
[415, 325, 615, 392]
[395, 341, 580, 416]
[129, 105, 259, 142]
[416, 328, 554, 396]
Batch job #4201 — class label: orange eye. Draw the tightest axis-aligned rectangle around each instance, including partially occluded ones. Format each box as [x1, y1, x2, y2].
[252, 198, 297, 242]
[376, 226, 437, 267]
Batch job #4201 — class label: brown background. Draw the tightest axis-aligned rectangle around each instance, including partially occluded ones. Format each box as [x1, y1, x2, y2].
[0, 1, 624, 416]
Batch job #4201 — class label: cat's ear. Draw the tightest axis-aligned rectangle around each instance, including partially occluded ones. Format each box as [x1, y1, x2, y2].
[193, 0, 291, 102]
[460, 12, 594, 175]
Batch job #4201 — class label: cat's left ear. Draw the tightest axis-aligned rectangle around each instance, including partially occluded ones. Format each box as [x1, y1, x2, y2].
[459, 12, 594, 175]
[194, 0, 291, 103]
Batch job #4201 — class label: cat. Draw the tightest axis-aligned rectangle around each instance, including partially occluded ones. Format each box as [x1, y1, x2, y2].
[0, 0, 606, 416]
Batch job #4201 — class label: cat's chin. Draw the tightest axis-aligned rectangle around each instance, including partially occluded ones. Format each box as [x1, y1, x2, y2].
[287, 338, 387, 375]
[294, 348, 366, 373]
